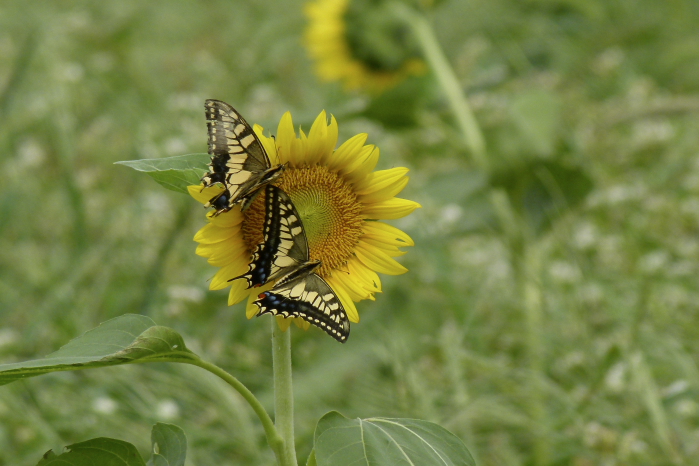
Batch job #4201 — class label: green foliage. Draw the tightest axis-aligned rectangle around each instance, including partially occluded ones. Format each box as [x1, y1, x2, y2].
[115, 154, 209, 194]
[0, 315, 196, 386]
[147, 423, 188, 466]
[313, 411, 475, 466]
[37, 438, 146, 466]
[37, 423, 186, 466]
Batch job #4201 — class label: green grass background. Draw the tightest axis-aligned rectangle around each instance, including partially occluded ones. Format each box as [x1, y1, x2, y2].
[2, 0, 699, 465]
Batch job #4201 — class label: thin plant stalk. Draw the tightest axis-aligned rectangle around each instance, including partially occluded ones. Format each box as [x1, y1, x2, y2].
[272, 318, 298, 466]
[392, 2, 488, 172]
[185, 358, 286, 464]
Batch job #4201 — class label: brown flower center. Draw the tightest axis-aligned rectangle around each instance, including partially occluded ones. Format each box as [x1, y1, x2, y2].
[241, 166, 363, 277]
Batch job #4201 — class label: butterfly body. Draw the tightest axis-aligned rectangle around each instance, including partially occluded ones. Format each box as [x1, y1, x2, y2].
[231, 184, 350, 343]
[202, 100, 285, 215]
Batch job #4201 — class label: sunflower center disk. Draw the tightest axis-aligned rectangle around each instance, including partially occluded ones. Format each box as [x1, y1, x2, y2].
[241, 166, 363, 278]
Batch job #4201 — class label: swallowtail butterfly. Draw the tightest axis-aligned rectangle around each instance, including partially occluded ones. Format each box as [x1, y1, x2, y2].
[231, 185, 350, 343]
[202, 100, 285, 215]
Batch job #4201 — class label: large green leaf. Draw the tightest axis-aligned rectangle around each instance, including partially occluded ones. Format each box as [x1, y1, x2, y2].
[0, 315, 198, 386]
[37, 438, 147, 466]
[147, 423, 187, 466]
[314, 411, 475, 466]
[36, 423, 188, 466]
[115, 153, 209, 193]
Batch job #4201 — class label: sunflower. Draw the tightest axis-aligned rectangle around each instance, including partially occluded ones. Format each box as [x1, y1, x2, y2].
[189, 110, 420, 331]
[304, 0, 425, 92]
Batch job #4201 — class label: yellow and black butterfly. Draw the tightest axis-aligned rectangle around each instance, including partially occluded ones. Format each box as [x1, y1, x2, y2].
[202, 100, 285, 215]
[231, 184, 350, 343]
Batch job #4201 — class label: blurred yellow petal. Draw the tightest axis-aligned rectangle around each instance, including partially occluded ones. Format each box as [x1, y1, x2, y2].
[207, 209, 244, 228]
[354, 167, 409, 193]
[332, 268, 372, 301]
[345, 146, 379, 185]
[306, 111, 337, 165]
[276, 315, 293, 330]
[294, 318, 311, 330]
[327, 275, 360, 323]
[188, 185, 223, 205]
[361, 221, 414, 247]
[210, 261, 247, 290]
[246, 291, 260, 319]
[228, 279, 251, 306]
[357, 172, 409, 204]
[194, 223, 240, 244]
[327, 133, 367, 171]
[359, 237, 407, 257]
[347, 257, 382, 294]
[354, 242, 408, 275]
[362, 198, 421, 219]
[207, 241, 248, 267]
[253, 124, 280, 166]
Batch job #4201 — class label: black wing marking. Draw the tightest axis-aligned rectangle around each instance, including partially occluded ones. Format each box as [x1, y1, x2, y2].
[230, 185, 310, 288]
[201, 100, 284, 214]
[255, 273, 350, 343]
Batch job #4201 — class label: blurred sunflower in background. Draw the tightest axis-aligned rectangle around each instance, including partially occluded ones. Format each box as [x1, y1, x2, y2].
[189, 111, 419, 331]
[304, 0, 426, 92]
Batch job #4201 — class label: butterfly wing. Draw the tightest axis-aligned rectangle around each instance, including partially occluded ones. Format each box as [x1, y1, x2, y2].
[256, 273, 350, 343]
[231, 185, 311, 288]
[202, 100, 283, 212]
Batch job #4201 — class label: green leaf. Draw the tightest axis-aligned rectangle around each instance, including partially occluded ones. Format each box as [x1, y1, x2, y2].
[115, 153, 210, 193]
[0, 314, 197, 386]
[314, 411, 475, 466]
[36, 438, 146, 466]
[147, 423, 187, 466]
[306, 449, 317, 466]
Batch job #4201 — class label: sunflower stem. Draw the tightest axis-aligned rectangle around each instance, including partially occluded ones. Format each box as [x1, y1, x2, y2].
[185, 358, 286, 465]
[272, 319, 298, 466]
[392, 2, 488, 171]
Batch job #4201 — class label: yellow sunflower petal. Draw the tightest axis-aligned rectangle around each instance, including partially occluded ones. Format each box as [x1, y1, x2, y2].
[206, 210, 244, 228]
[332, 268, 373, 301]
[327, 133, 367, 171]
[194, 223, 240, 244]
[361, 221, 414, 247]
[327, 275, 360, 323]
[195, 232, 241, 257]
[253, 124, 280, 166]
[359, 237, 407, 257]
[228, 279, 251, 306]
[306, 111, 337, 165]
[210, 261, 247, 290]
[347, 257, 382, 294]
[246, 292, 260, 319]
[276, 315, 293, 331]
[207, 241, 249, 267]
[276, 111, 302, 165]
[357, 173, 409, 205]
[344, 146, 380, 185]
[188, 185, 223, 205]
[319, 115, 339, 165]
[354, 167, 409, 193]
[362, 198, 421, 219]
[338, 144, 376, 178]
[294, 318, 311, 330]
[354, 242, 408, 275]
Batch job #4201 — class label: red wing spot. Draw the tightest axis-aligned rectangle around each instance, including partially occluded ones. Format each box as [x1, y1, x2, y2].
[258, 292, 267, 299]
